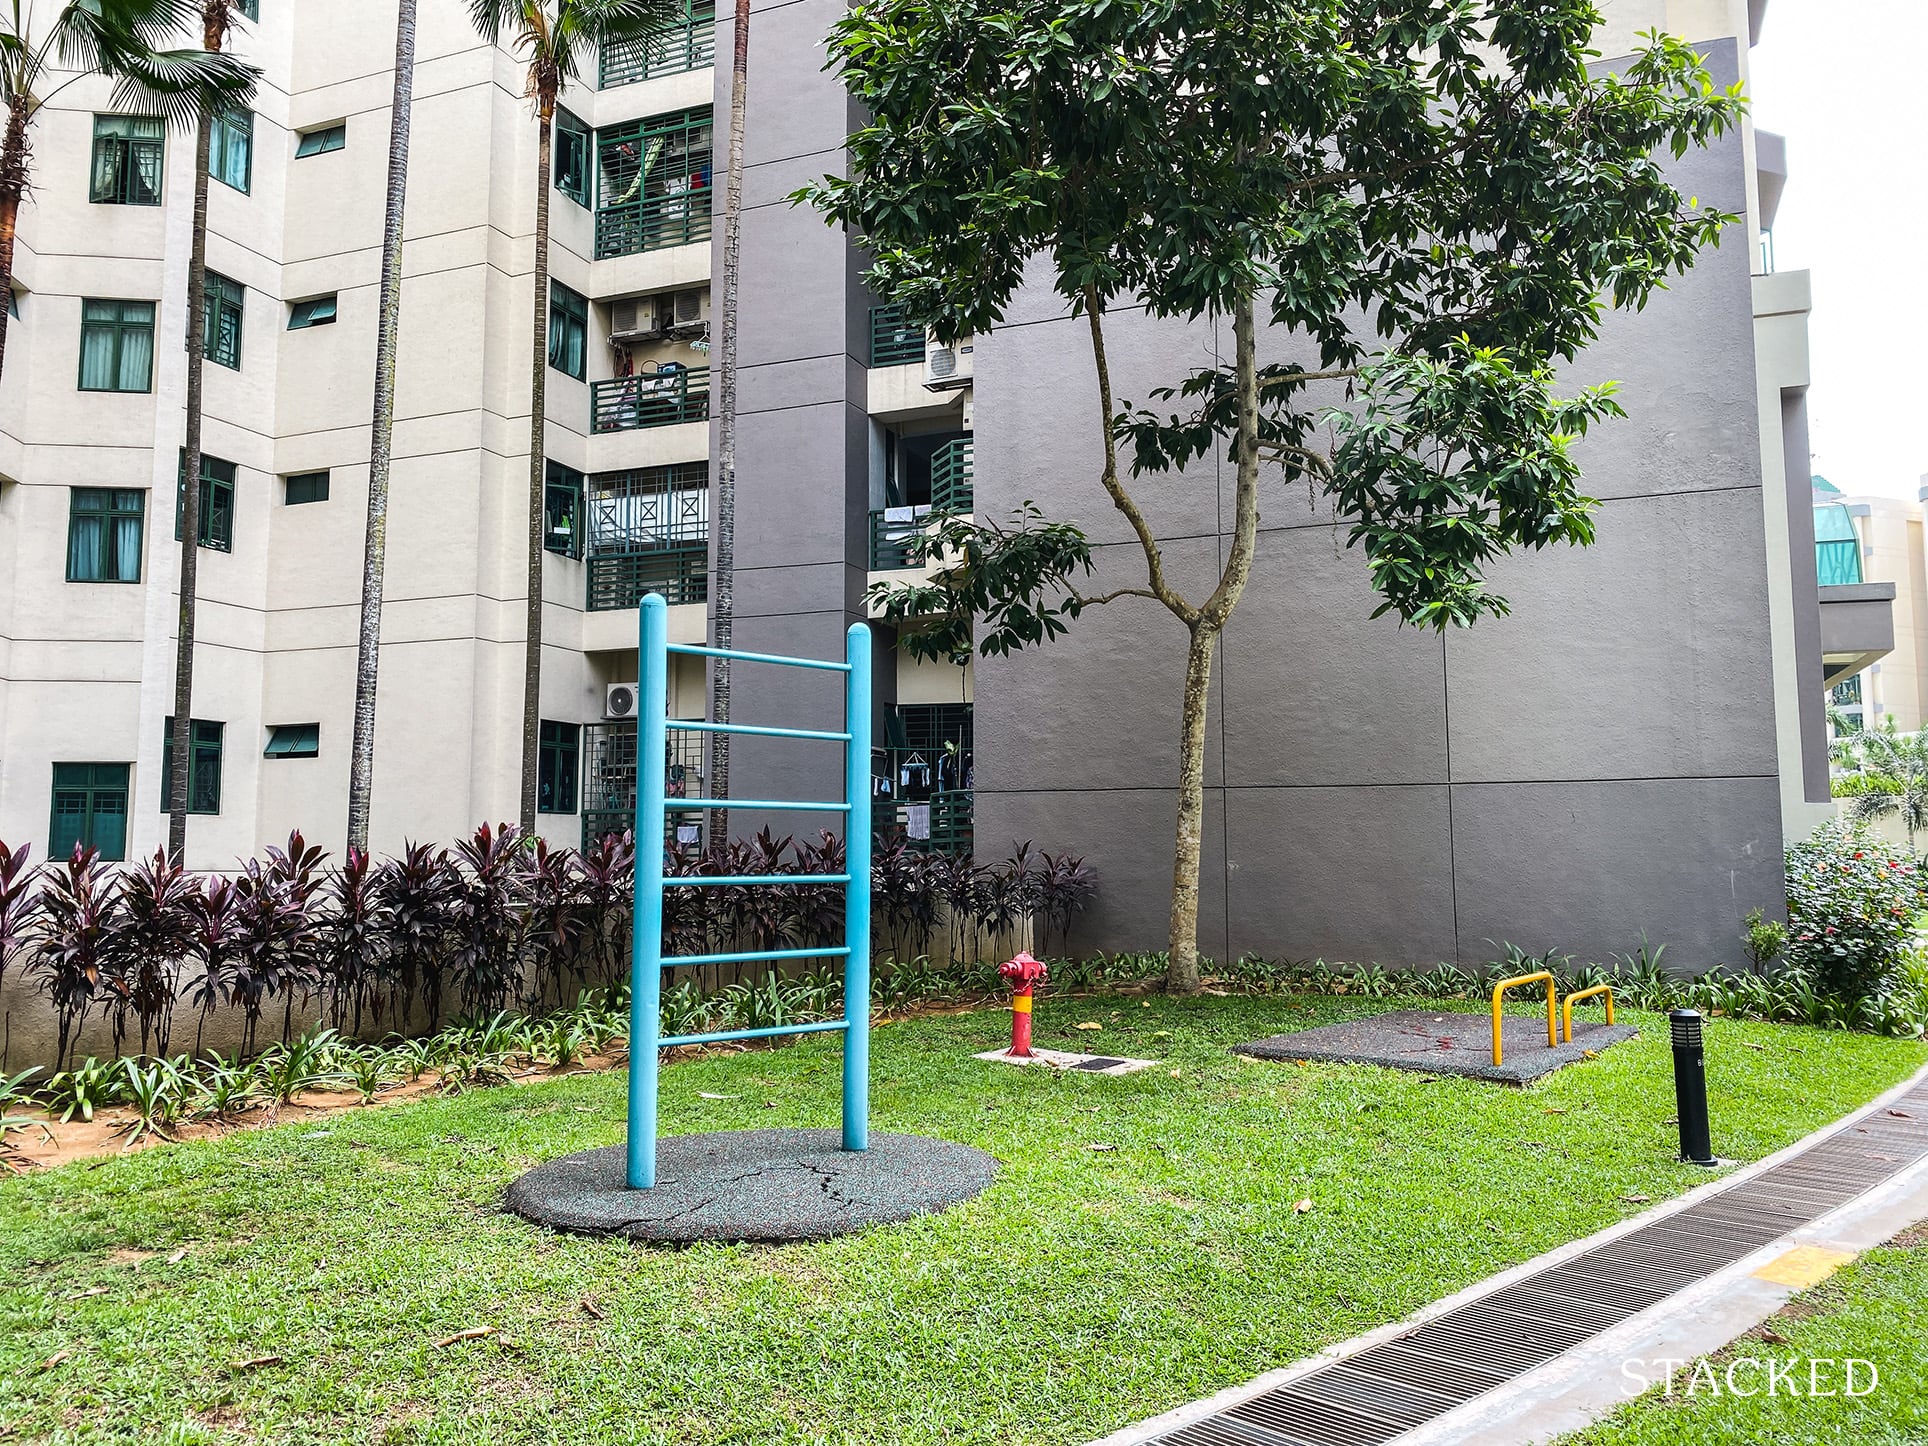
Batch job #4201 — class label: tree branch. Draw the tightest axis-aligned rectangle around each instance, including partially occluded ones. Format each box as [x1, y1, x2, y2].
[1069, 586, 1160, 607]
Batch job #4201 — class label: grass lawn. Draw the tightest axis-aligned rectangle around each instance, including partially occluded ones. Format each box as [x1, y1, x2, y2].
[2, 993, 1922, 1446]
[1564, 1229, 1928, 1445]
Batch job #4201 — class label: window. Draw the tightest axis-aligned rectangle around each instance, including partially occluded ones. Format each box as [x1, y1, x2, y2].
[211, 107, 253, 192]
[204, 271, 244, 369]
[265, 723, 320, 759]
[176, 452, 237, 552]
[77, 299, 156, 392]
[90, 115, 163, 206]
[545, 461, 583, 557]
[289, 295, 337, 329]
[538, 721, 580, 814]
[50, 764, 130, 862]
[66, 488, 145, 583]
[555, 109, 590, 206]
[295, 124, 345, 157]
[159, 718, 224, 814]
[7, 288, 18, 320]
[285, 471, 329, 504]
[548, 280, 587, 379]
[236, 0, 258, 20]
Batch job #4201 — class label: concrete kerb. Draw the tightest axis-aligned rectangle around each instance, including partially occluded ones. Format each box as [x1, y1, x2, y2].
[1083, 1058, 1928, 1446]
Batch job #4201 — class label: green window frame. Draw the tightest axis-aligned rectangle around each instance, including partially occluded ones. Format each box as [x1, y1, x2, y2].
[285, 471, 329, 504]
[77, 298, 156, 392]
[176, 452, 237, 552]
[289, 295, 337, 329]
[210, 107, 253, 192]
[90, 115, 163, 206]
[159, 718, 224, 814]
[295, 123, 345, 157]
[204, 271, 244, 369]
[50, 763, 130, 862]
[538, 721, 581, 814]
[66, 488, 146, 583]
[593, 108, 714, 260]
[555, 109, 590, 206]
[545, 460, 583, 557]
[265, 723, 319, 759]
[548, 280, 588, 379]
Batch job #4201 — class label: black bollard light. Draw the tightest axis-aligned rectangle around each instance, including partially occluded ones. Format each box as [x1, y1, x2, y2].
[1669, 1008, 1717, 1167]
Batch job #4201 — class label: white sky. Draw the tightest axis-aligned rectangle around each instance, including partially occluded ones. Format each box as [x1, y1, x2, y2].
[1750, 1, 1928, 500]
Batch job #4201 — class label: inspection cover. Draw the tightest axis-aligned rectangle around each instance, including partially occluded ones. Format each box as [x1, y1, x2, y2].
[1234, 1009, 1637, 1085]
[974, 1046, 1161, 1076]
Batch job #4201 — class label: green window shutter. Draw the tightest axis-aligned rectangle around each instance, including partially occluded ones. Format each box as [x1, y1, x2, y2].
[89, 116, 163, 206]
[50, 763, 131, 862]
[289, 296, 338, 329]
[77, 298, 156, 392]
[160, 718, 224, 814]
[544, 461, 584, 558]
[66, 488, 146, 583]
[211, 108, 253, 192]
[176, 452, 238, 552]
[284, 471, 330, 504]
[295, 124, 346, 157]
[548, 280, 588, 379]
[555, 110, 591, 206]
[264, 723, 320, 758]
[538, 721, 581, 814]
[204, 271, 244, 370]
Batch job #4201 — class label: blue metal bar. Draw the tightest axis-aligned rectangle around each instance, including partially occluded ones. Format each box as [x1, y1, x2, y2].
[664, 874, 852, 887]
[664, 945, 852, 970]
[668, 719, 851, 742]
[626, 593, 670, 1189]
[660, 1020, 850, 1049]
[843, 621, 872, 1152]
[667, 642, 852, 673]
[669, 798, 849, 812]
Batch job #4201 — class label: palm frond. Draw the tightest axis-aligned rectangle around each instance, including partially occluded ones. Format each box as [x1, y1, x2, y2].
[1848, 791, 1897, 826]
[107, 47, 258, 130]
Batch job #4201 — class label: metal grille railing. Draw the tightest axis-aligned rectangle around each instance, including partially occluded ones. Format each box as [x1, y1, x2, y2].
[869, 507, 932, 570]
[869, 304, 923, 368]
[600, 4, 715, 87]
[873, 791, 973, 856]
[588, 546, 708, 610]
[596, 187, 712, 258]
[930, 436, 974, 513]
[591, 367, 710, 434]
[582, 720, 706, 854]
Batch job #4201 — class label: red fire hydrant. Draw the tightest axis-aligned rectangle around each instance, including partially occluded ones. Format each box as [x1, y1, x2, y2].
[999, 951, 1049, 1057]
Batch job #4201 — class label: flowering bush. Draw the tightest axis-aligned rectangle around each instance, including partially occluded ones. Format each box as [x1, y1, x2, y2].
[1784, 822, 1928, 1001]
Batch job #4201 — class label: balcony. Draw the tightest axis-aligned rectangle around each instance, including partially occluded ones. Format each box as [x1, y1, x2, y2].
[873, 792, 973, 856]
[596, 189, 711, 259]
[870, 304, 923, 368]
[931, 436, 973, 512]
[601, 2, 716, 87]
[591, 366, 710, 434]
[869, 437, 973, 569]
[582, 721, 705, 855]
[595, 109, 713, 259]
[586, 464, 708, 610]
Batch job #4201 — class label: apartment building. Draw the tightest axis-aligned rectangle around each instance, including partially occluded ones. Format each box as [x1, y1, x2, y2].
[1811, 479, 1928, 735]
[0, 0, 1839, 970]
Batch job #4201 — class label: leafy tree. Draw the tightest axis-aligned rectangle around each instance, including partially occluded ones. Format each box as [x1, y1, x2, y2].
[348, 0, 422, 853]
[0, 0, 253, 381]
[802, 0, 1744, 991]
[1845, 727, 1928, 854]
[466, 0, 685, 830]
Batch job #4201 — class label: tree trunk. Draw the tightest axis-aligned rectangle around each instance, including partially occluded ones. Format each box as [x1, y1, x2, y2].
[169, 106, 216, 866]
[708, 0, 751, 847]
[347, 0, 420, 853]
[0, 94, 29, 385]
[520, 104, 555, 833]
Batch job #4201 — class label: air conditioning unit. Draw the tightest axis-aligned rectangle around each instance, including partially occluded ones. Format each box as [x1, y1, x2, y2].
[673, 288, 705, 326]
[605, 682, 640, 721]
[924, 333, 975, 392]
[609, 296, 663, 344]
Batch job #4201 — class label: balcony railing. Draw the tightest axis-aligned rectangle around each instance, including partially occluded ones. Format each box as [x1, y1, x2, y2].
[869, 507, 933, 570]
[873, 791, 973, 856]
[600, 4, 715, 87]
[1816, 538, 1862, 587]
[930, 436, 974, 513]
[583, 721, 705, 855]
[588, 545, 708, 610]
[870, 304, 923, 368]
[596, 188, 711, 260]
[591, 367, 710, 434]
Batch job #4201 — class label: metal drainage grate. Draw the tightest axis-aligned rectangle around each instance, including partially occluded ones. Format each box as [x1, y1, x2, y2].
[1143, 1085, 1928, 1446]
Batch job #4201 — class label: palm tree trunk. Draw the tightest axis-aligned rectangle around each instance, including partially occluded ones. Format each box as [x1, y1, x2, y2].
[347, 0, 420, 853]
[520, 103, 556, 833]
[169, 108, 215, 866]
[0, 94, 29, 384]
[708, 0, 750, 847]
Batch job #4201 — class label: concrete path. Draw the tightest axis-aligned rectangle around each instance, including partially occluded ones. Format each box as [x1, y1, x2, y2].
[1087, 1062, 1928, 1446]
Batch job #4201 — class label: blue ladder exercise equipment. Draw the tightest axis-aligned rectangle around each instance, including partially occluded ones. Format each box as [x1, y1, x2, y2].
[625, 592, 872, 1189]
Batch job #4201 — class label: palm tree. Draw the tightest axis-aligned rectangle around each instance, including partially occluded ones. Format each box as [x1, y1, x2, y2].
[347, 0, 421, 854]
[1846, 728, 1928, 854]
[467, 0, 683, 831]
[168, 0, 258, 864]
[0, 0, 253, 383]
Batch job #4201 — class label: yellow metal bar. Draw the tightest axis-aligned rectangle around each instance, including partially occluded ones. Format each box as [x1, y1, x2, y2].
[1491, 970, 1559, 1067]
[1561, 983, 1616, 1043]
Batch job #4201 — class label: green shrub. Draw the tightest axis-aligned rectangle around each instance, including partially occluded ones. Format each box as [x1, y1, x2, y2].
[1785, 823, 1928, 1001]
[1831, 772, 1903, 798]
